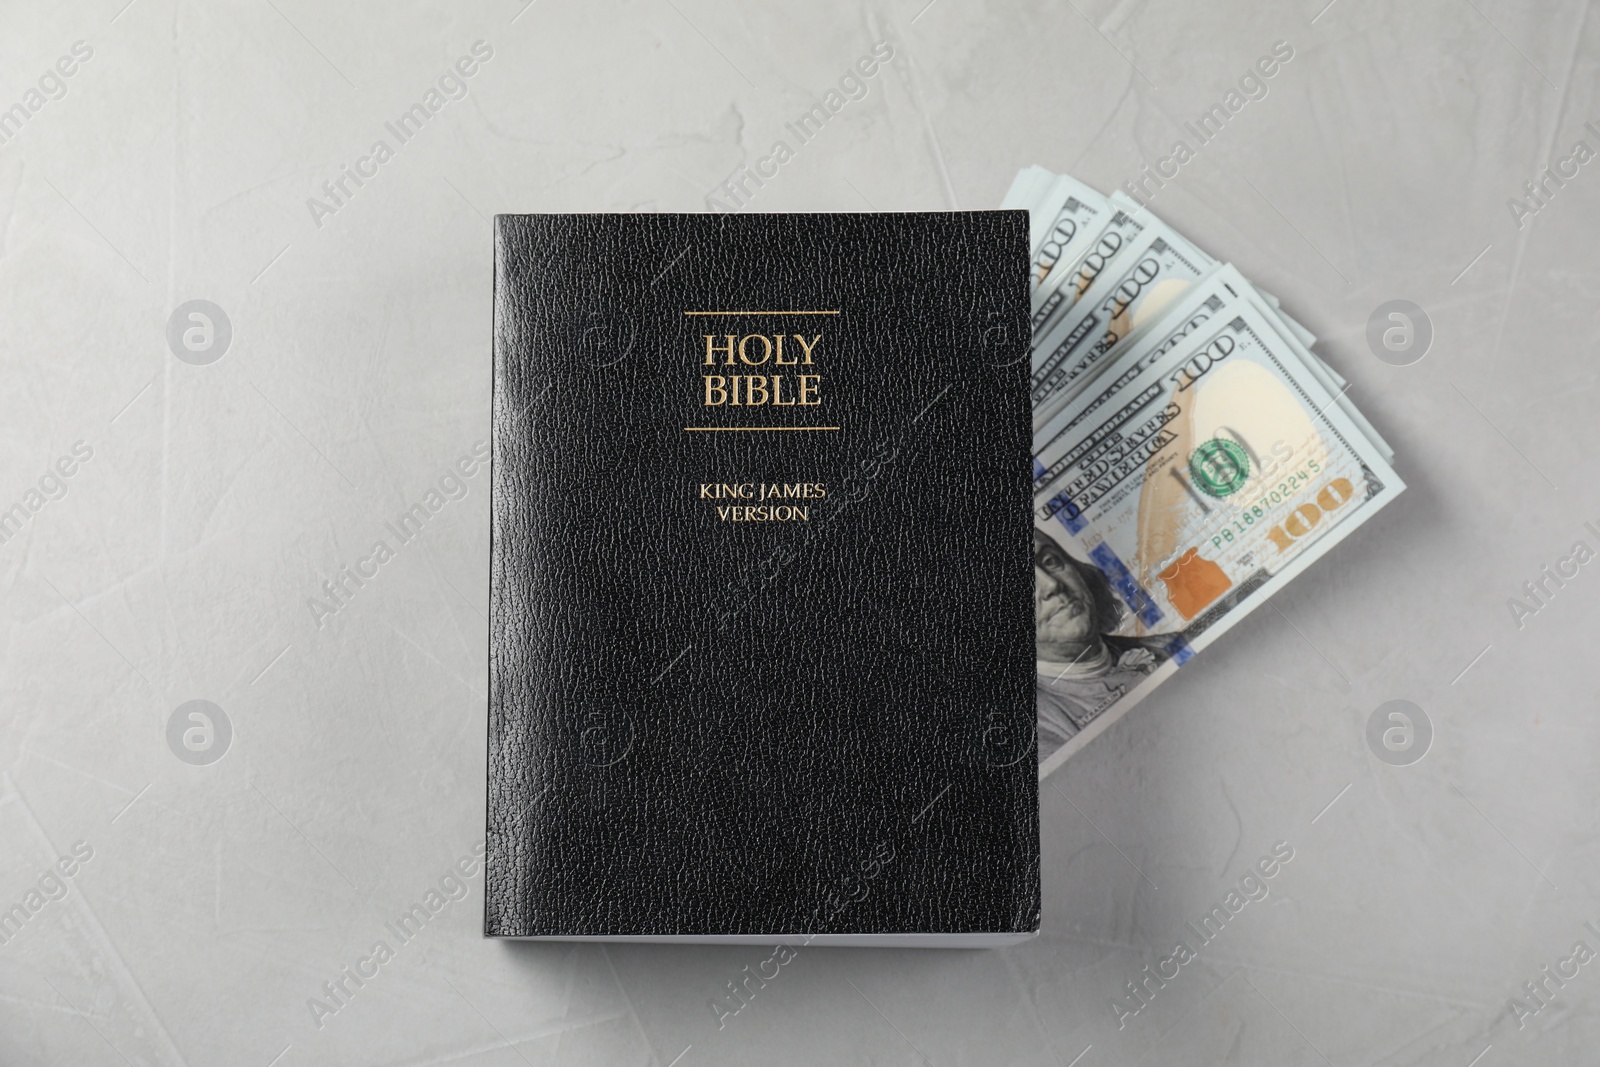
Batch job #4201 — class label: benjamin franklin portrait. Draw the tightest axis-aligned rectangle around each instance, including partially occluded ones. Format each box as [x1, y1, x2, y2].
[1035, 526, 1172, 761]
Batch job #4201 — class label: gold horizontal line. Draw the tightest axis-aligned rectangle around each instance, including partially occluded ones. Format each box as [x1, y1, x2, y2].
[684, 426, 840, 432]
[682, 310, 840, 316]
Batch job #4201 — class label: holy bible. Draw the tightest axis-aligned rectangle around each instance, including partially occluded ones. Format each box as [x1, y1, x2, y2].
[486, 212, 1039, 945]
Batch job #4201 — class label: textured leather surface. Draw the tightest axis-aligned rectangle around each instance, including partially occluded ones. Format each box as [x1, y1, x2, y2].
[486, 212, 1039, 938]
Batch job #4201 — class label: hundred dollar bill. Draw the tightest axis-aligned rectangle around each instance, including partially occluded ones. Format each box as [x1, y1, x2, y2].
[1029, 208, 1147, 340]
[1028, 224, 1214, 422]
[1025, 175, 1110, 294]
[1032, 264, 1393, 467]
[1030, 299, 1404, 777]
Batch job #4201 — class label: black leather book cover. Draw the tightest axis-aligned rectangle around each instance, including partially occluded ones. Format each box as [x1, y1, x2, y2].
[487, 211, 1039, 943]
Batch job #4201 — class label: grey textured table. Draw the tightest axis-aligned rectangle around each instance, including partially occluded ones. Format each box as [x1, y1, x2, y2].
[2, 0, 1596, 1064]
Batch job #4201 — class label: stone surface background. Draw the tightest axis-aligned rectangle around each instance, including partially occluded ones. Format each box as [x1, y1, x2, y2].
[2, 0, 1597, 1063]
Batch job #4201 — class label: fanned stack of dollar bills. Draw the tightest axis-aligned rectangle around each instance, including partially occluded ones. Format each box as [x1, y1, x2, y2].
[1011, 166, 1403, 778]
